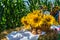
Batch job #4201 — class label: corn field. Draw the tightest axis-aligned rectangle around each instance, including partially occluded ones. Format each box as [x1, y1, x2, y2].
[0, 0, 60, 32]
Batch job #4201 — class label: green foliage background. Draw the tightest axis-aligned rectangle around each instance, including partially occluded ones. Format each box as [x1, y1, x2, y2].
[0, 0, 28, 32]
[0, 0, 60, 32]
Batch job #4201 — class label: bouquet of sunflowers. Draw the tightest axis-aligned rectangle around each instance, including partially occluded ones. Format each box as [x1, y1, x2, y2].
[21, 10, 58, 32]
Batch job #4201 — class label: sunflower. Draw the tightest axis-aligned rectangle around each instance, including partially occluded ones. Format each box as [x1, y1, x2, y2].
[30, 16, 40, 27]
[40, 19, 51, 31]
[53, 21, 59, 26]
[21, 10, 58, 31]
[33, 10, 42, 14]
[21, 17, 29, 25]
[23, 25, 31, 30]
[53, 6, 59, 12]
[59, 6, 60, 10]
[26, 13, 39, 24]
[26, 14, 43, 28]
[43, 15, 56, 25]
[32, 10, 43, 16]
[43, 5, 47, 10]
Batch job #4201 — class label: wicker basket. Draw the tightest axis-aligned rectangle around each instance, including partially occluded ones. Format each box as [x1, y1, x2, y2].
[38, 30, 58, 40]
